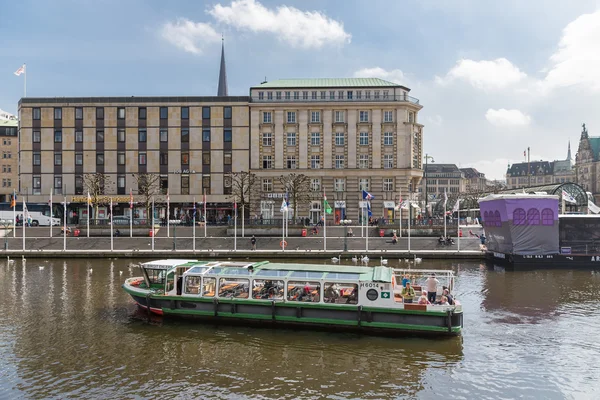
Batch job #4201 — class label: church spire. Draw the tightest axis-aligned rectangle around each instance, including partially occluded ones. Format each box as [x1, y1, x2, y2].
[567, 140, 572, 161]
[217, 36, 228, 97]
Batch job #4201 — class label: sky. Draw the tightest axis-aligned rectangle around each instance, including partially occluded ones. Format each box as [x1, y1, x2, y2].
[2, 0, 600, 180]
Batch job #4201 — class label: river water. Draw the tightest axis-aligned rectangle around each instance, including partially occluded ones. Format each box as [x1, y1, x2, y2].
[1, 258, 600, 399]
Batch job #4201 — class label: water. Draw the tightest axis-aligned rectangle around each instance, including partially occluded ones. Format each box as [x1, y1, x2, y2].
[1, 258, 600, 399]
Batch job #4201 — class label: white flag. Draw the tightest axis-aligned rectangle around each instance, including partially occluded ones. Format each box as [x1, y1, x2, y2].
[280, 198, 288, 212]
[444, 190, 448, 207]
[14, 65, 25, 76]
[452, 199, 460, 213]
[562, 190, 577, 204]
[588, 200, 600, 214]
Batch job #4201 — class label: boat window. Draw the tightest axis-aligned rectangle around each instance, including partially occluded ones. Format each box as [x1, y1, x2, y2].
[185, 276, 201, 294]
[206, 267, 225, 275]
[221, 268, 251, 276]
[146, 269, 167, 284]
[187, 266, 209, 274]
[324, 283, 358, 304]
[287, 281, 321, 302]
[289, 271, 324, 279]
[218, 278, 250, 299]
[324, 273, 360, 280]
[202, 277, 216, 297]
[252, 279, 284, 300]
[255, 270, 289, 277]
[165, 271, 175, 292]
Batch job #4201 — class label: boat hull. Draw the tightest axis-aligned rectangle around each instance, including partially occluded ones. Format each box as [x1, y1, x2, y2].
[486, 251, 600, 269]
[125, 289, 463, 337]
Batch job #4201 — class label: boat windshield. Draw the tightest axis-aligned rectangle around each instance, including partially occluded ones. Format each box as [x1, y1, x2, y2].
[289, 271, 325, 279]
[254, 270, 290, 277]
[324, 272, 360, 280]
[186, 266, 210, 275]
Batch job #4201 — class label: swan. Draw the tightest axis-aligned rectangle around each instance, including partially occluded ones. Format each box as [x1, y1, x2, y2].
[414, 255, 422, 263]
[119, 271, 123, 275]
[403, 258, 409, 263]
[380, 256, 388, 266]
[88, 268, 93, 274]
[361, 255, 369, 264]
[331, 255, 341, 264]
[38, 266, 44, 270]
[7, 256, 14, 265]
[351, 255, 358, 264]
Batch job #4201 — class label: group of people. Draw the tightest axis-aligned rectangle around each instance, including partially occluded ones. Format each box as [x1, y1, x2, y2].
[438, 236, 455, 245]
[15, 214, 32, 227]
[399, 273, 454, 306]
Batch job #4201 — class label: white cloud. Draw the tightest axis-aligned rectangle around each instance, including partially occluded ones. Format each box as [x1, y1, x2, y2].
[436, 58, 526, 90]
[161, 18, 221, 54]
[466, 159, 512, 181]
[542, 10, 600, 92]
[485, 108, 531, 127]
[426, 115, 443, 126]
[208, 0, 351, 49]
[353, 67, 405, 85]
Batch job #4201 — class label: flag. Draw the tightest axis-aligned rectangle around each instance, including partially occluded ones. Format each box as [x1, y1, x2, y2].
[193, 201, 197, 219]
[562, 190, 577, 204]
[588, 200, 600, 214]
[362, 190, 374, 200]
[234, 198, 238, 217]
[367, 201, 372, 217]
[452, 199, 460, 213]
[284, 192, 289, 208]
[166, 189, 170, 218]
[280, 198, 288, 212]
[444, 190, 448, 207]
[323, 191, 332, 214]
[129, 189, 133, 209]
[10, 191, 16, 208]
[87, 192, 92, 205]
[23, 201, 28, 219]
[523, 150, 526, 157]
[14, 65, 25, 76]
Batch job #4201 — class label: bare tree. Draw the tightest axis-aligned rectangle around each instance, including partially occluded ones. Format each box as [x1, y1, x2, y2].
[83, 173, 114, 218]
[226, 171, 258, 219]
[278, 173, 312, 220]
[132, 173, 162, 217]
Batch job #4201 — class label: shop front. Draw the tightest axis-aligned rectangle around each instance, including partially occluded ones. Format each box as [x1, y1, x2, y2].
[334, 201, 346, 225]
[383, 201, 396, 222]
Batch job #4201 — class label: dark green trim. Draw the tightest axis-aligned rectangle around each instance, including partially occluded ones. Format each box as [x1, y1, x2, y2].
[362, 306, 454, 317]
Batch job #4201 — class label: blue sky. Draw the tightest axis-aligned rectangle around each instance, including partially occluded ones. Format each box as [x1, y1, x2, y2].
[2, 0, 600, 179]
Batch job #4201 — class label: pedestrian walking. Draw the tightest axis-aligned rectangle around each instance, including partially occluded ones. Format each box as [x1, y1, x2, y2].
[250, 235, 257, 250]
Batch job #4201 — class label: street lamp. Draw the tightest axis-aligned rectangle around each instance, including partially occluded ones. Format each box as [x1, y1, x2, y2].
[424, 154, 435, 211]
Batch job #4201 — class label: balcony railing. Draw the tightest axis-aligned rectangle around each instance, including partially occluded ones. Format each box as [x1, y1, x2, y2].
[251, 94, 420, 105]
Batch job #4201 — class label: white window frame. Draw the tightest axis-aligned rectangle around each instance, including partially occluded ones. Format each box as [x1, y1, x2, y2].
[384, 132, 393, 145]
[359, 111, 369, 122]
[335, 111, 344, 123]
[262, 132, 272, 146]
[287, 111, 296, 123]
[334, 178, 345, 192]
[383, 178, 394, 192]
[263, 112, 272, 123]
[359, 178, 369, 191]
[384, 111, 393, 122]
[358, 155, 369, 169]
[286, 132, 297, 146]
[311, 178, 321, 192]
[310, 155, 321, 169]
[359, 132, 369, 145]
[335, 132, 345, 146]
[335, 155, 345, 169]
[384, 154, 394, 169]
[311, 111, 320, 123]
[262, 156, 273, 169]
[263, 179, 272, 192]
[286, 155, 297, 169]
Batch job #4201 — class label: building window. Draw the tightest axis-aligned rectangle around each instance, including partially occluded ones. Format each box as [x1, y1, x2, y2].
[383, 90, 389, 99]
[287, 132, 296, 146]
[75, 175, 83, 195]
[160, 152, 168, 165]
[359, 111, 369, 122]
[224, 176, 232, 194]
[329, 91, 335, 100]
[74, 130, 83, 143]
[117, 152, 125, 166]
[267, 92, 273, 100]
[33, 152, 41, 166]
[118, 175, 126, 194]
[310, 155, 320, 169]
[384, 154, 394, 169]
[302, 91, 308, 100]
[181, 129, 189, 143]
[263, 179, 272, 192]
[286, 155, 297, 169]
[160, 129, 168, 142]
[75, 107, 83, 120]
[158, 175, 168, 195]
[384, 111, 393, 122]
[181, 107, 189, 119]
[181, 175, 190, 195]
[54, 108, 62, 120]
[347, 91, 353, 99]
[258, 91, 264, 100]
[96, 153, 104, 165]
[409, 112, 415, 123]
[263, 112, 272, 123]
[117, 107, 125, 120]
[224, 129, 232, 142]
[527, 208, 540, 226]
[262, 132, 272, 146]
[374, 90, 380, 99]
[54, 130, 62, 143]
[384, 132, 393, 145]
[54, 152, 62, 166]
[224, 152, 232, 165]
[138, 129, 147, 142]
[285, 91, 291, 100]
[33, 131, 41, 143]
[262, 156, 273, 169]
[311, 178, 321, 192]
[95, 107, 103, 119]
[160, 107, 168, 119]
[311, 91, 317, 100]
[54, 176, 62, 193]
[311, 132, 320, 146]
[138, 152, 146, 165]
[358, 154, 369, 169]
[338, 90, 344, 99]
[96, 130, 104, 142]
[287, 111, 296, 123]
[202, 176, 211, 193]
[276, 91, 282, 100]
[139, 107, 147, 119]
[334, 178, 345, 192]
[365, 90, 371, 99]
[335, 111, 344, 123]
[359, 132, 369, 145]
[33, 108, 41, 120]
[320, 91, 326, 99]
[335, 155, 345, 169]
[383, 178, 393, 191]
[311, 111, 320, 123]
[356, 91, 362, 99]
[294, 91, 300, 100]
[202, 107, 211, 119]
[359, 178, 369, 191]
[181, 152, 189, 165]
[203, 129, 210, 142]
[224, 106, 232, 119]
[202, 152, 210, 165]
[33, 176, 41, 195]
[117, 129, 125, 143]
[335, 132, 345, 146]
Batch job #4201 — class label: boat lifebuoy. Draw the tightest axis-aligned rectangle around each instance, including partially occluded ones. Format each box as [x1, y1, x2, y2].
[391, 275, 396, 287]
[280, 240, 288, 249]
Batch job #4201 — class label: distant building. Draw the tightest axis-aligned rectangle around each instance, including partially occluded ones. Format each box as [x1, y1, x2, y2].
[419, 164, 465, 201]
[576, 123, 600, 202]
[460, 167, 487, 192]
[506, 142, 574, 189]
[0, 117, 18, 202]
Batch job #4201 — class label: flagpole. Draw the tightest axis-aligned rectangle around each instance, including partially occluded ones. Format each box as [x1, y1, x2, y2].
[110, 198, 114, 251]
[49, 188, 53, 238]
[151, 197, 155, 251]
[129, 189, 133, 238]
[323, 193, 327, 251]
[457, 207, 460, 252]
[24, 63, 27, 97]
[167, 190, 170, 238]
[63, 194, 66, 251]
[234, 198, 237, 251]
[13, 189, 16, 238]
[366, 201, 369, 252]
[193, 196, 196, 252]
[22, 196, 25, 251]
[408, 200, 411, 254]
[398, 191, 402, 238]
[444, 190, 447, 238]
[87, 192, 90, 238]
[242, 204, 245, 238]
[204, 192, 207, 238]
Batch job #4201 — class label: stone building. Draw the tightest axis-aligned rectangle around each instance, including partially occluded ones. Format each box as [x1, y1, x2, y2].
[506, 142, 575, 190]
[0, 116, 18, 202]
[576, 123, 600, 202]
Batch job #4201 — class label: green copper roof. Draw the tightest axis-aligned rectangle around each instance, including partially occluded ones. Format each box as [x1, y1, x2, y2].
[589, 137, 600, 161]
[0, 118, 18, 127]
[252, 78, 404, 89]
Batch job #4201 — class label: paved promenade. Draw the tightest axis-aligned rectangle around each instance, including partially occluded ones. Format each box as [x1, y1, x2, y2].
[1, 226, 484, 259]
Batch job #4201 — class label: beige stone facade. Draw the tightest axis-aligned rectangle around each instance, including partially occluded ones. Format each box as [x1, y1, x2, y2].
[0, 118, 18, 202]
[249, 79, 423, 223]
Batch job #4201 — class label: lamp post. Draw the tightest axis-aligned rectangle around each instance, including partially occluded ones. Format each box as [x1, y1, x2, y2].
[424, 154, 435, 212]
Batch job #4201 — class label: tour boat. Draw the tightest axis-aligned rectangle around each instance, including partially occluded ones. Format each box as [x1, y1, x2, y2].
[122, 259, 463, 336]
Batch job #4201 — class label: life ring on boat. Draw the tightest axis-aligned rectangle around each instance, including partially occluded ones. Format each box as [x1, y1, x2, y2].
[391, 275, 396, 287]
[280, 240, 288, 249]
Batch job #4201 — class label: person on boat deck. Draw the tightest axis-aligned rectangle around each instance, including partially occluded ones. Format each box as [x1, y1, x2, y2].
[401, 282, 415, 303]
[346, 285, 358, 303]
[347, 227, 353, 237]
[443, 288, 454, 305]
[401, 275, 410, 287]
[438, 296, 450, 306]
[325, 283, 339, 303]
[438, 235, 445, 244]
[392, 232, 398, 244]
[418, 294, 430, 305]
[250, 235, 257, 250]
[426, 273, 439, 304]
[297, 283, 311, 301]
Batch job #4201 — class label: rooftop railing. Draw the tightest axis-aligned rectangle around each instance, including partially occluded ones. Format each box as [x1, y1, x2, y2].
[251, 94, 420, 105]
